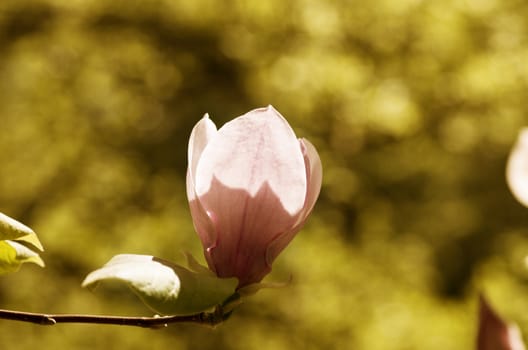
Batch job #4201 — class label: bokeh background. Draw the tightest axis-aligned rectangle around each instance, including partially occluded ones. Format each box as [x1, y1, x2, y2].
[1, 0, 528, 349]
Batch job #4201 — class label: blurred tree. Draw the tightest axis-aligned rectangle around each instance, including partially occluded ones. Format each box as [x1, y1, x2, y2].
[1, 0, 528, 349]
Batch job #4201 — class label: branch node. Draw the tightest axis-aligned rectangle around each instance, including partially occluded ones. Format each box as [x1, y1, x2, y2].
[42, 316, 57, 326]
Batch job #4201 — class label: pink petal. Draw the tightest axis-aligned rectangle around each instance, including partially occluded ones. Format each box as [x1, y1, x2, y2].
[187, 170, 216, 254]
[296, 138, 323, 225]
[199, 178, 299, 285]
[187, 113, 218, 194]
[186, 114, 218, 253]
[265, 138, 323, 266]
[194, 105, 307, 216]
[507, 128, 528, 207]
[477, 295, 526, 350]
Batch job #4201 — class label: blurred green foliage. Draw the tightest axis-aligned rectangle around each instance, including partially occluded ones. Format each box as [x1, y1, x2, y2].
[1, 0, 528, 348]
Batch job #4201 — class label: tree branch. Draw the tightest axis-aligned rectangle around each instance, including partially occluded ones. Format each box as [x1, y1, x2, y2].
[0, 306, 229, 328]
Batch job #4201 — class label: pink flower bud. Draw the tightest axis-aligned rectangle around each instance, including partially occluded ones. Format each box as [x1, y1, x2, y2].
[186, 106, 322, 287]
[477, 295, 526, 350]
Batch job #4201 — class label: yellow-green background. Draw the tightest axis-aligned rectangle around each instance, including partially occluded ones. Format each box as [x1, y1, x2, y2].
[1, 0, 528, 349]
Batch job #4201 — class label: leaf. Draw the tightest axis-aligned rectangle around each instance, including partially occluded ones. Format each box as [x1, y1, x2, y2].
[0, 212, 44, 275]
[0, 241, 19, 274]
[182, 251, 215, 275]
[477, 295, 526, 350]
[0, 212, 33, 240]
[0, 240, 45, 274]
[0, 212, 44, 251]
[237, 276, 292, 297]
[82, 254, 238, 316]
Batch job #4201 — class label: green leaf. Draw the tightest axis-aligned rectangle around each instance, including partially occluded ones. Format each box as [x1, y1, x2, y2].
[0, 241, 18, 274]
[182, 251, 215, 275]
[0, 212, 44, 275]
[237, 277, 292, 297]
[82, 254, 238, 316]
[0, 212, 44, 251]
[0, 240, 45, 274]
[0, 212, 34, 240]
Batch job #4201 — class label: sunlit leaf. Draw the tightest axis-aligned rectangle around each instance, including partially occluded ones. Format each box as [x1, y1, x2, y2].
[0, 240, 45, 274]
[82, 254, 238, 316]
[0, 241, 18, 274]
[0, 211, 34, 240]
[0, 212, 44, 251]
[0, 212, 44, 275]
[477, 295, 526, 350]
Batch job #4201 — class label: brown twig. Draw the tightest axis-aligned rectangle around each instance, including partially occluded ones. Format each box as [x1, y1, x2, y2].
[0, 306, 228, 328]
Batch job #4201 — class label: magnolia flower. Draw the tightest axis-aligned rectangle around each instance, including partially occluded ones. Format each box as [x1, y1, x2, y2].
[186, 106, 322, 287]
